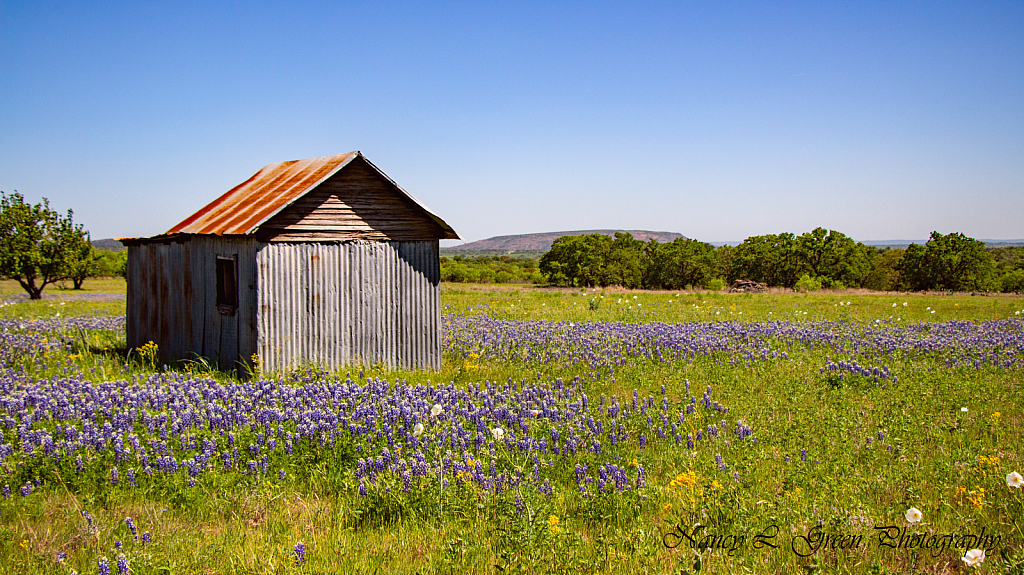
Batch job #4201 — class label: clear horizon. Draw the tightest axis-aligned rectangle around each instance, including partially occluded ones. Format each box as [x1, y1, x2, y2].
[3, 2, 1022, 244]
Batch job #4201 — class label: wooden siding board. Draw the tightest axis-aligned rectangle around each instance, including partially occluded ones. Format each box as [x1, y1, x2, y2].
[189, 239, 206, 359]
[200, 238, 219, 362]
[237, 239, 258, 369]
[170, 243, 185, 361]
[154, 244, 168, 359]
[182, 241, 194, 360]
[126, 245, 142, 350]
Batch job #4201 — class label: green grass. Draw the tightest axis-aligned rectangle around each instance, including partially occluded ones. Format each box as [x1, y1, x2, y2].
[442, 284, 1024, 324]
[0, 277, 126, 298]
[0, 278, 126, 320]
[1, 286, 1022, 574]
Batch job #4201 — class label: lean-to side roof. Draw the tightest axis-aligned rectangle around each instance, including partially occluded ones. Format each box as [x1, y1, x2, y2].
[151, 151, 458, 239]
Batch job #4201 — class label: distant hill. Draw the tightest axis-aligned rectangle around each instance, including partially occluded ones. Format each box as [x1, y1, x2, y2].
[981, 239, 1024, 248]
[92, 238, 126, 252]
[711, 239, 1024, 249]
[448, 230, 685, 252]
[863, 239, 1024, 249]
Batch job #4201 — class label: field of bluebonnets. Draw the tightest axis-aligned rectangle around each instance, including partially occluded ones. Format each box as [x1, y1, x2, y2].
[1, 283, 1023, 574]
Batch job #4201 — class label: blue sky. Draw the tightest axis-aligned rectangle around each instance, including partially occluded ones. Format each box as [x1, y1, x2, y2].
[1, 1, 1021, 244]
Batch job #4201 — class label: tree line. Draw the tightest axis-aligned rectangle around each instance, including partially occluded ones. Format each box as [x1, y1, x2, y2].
[4, 190, 1020, 297]
[538, 229, 1024, 293]
[441, 255, 544, 284]
[0, 192, 126, 299]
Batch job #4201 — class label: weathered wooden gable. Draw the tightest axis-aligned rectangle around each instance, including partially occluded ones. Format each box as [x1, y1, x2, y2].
[256, 156, 448, 242]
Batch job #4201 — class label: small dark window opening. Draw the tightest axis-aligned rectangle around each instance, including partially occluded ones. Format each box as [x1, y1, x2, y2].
[216, 256, 237, 315]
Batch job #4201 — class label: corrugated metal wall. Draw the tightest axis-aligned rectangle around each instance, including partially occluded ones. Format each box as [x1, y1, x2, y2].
[126, 237, 259, 370]
[256, 241, 440, 372]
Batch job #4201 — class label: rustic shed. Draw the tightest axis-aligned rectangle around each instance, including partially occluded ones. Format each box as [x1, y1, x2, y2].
[121, 151, 459, 373]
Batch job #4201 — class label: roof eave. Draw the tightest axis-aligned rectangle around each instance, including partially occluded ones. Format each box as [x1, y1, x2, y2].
[359, 155, 461, 240]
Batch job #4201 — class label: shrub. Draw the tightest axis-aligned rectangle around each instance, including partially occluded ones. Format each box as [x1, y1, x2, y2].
[794, 274, 822, 292]
[705, 278, 726, 291]
[999, 269, 1024, 293]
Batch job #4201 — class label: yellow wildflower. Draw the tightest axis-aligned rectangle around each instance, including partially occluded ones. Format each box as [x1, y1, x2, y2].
[668, 471, 699, 491]
[967, 486, 985, 509]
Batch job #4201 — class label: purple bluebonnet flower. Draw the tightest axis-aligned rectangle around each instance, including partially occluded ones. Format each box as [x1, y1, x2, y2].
[98, 557, 111, 575]
[2, 485, 8, 498]
[142, 532, 152, 546]
[539, 479, 553, 495]
[715, 454, 727, 473]
[110, 467, 119, 486]
[294, 541, 306, 565]
[125, 517, 137, 540]
[117, 554, 129, 574]
[114, 540, 122, 550]
[801, 448, 808, 463]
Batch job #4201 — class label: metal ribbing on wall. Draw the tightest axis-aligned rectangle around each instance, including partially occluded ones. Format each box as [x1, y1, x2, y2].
[256, 241, 440, 373]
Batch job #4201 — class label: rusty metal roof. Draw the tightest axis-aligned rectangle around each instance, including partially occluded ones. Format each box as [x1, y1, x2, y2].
[162, 151, 459, 239]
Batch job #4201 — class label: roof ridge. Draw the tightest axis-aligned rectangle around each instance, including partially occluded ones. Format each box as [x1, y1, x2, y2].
[159, 152, 458, 239]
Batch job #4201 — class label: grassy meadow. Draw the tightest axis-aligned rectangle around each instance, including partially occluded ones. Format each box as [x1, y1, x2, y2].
[1, 281, 1022, 574]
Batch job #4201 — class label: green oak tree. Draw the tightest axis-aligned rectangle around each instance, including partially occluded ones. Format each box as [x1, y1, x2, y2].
[728, 233, 801, 287]
[644, 238, 718, 289]
[794, 227, 872, 288]
[0, 192, 91, 299]
[898, 232, 994, 292]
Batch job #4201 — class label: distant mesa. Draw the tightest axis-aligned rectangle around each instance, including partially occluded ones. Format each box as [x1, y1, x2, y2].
[447, 230, 686, 252]
[92, 238, 126, 252]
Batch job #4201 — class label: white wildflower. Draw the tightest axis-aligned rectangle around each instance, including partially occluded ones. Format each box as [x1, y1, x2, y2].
[962, 549, 985, 567]
[905, 507, 922, 524]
